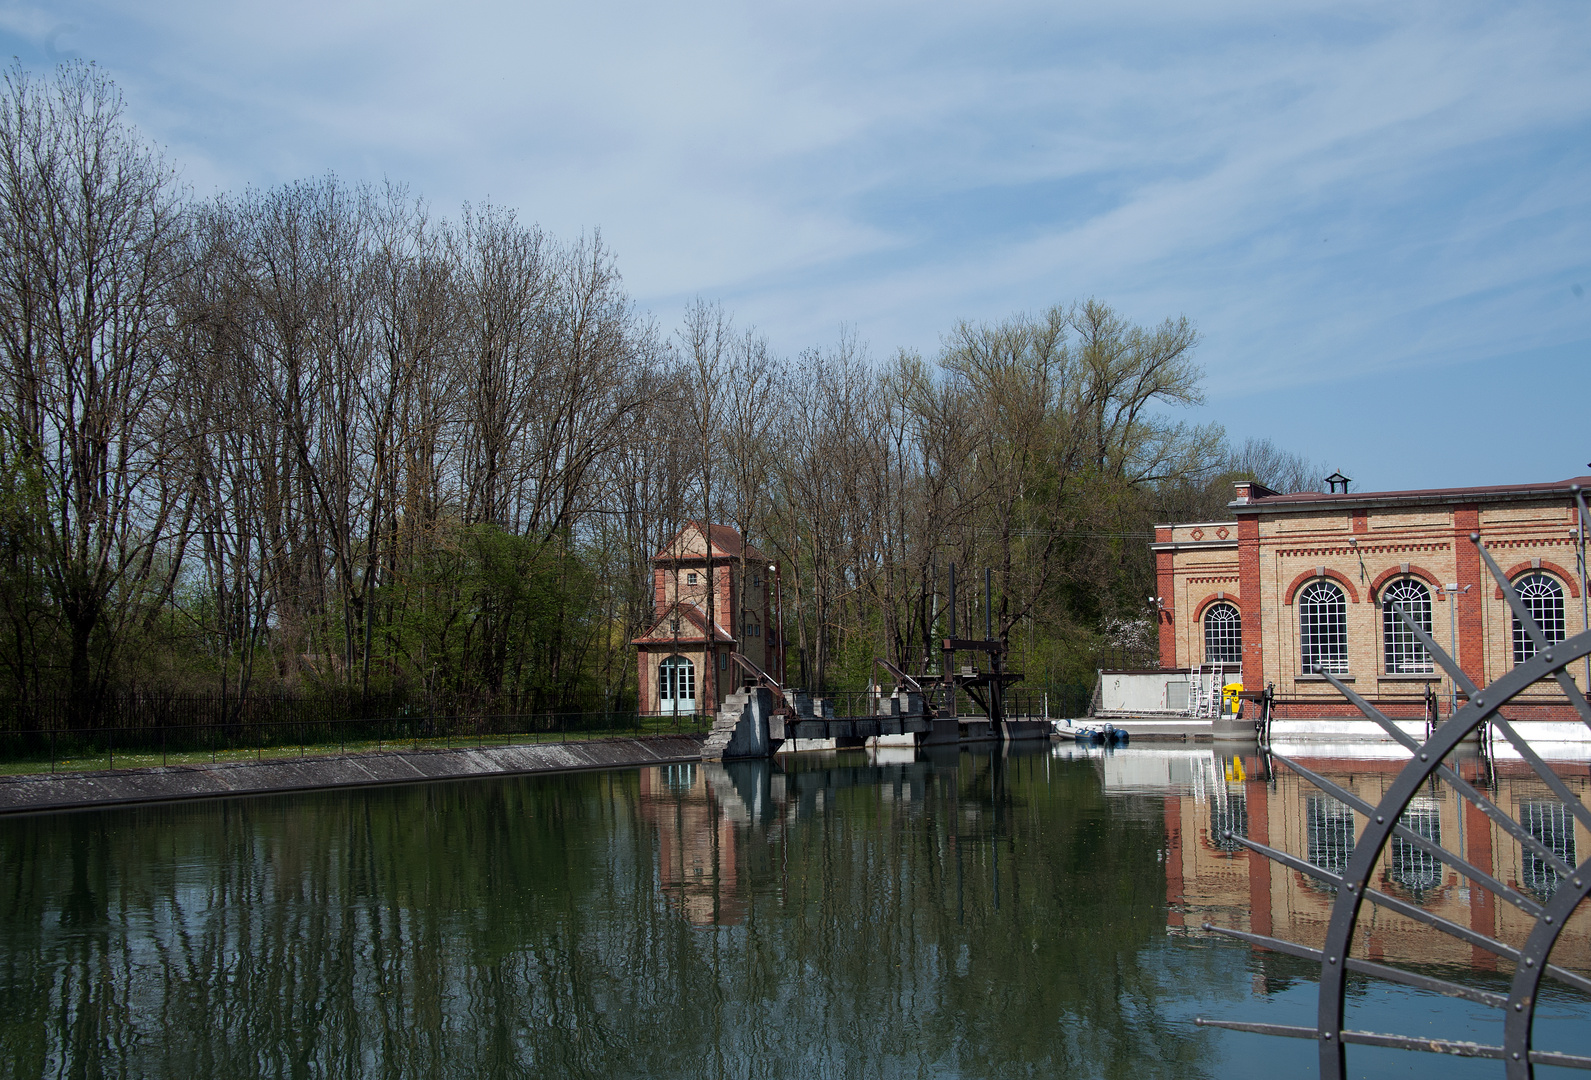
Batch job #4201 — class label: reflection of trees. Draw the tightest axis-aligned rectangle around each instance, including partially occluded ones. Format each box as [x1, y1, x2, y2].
[738, 747, 1203, 1077]
[0, 750, 1210, 1079]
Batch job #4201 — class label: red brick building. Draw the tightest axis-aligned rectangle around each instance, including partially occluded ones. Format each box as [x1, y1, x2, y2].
[1152, 476, 1590, 719]
[632, 523, 782, 716]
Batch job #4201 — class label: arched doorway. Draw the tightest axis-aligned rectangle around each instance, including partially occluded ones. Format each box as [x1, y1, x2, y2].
[658, 655, 696, 715]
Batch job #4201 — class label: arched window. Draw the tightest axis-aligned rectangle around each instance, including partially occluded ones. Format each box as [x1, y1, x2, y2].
[1381, 579, 1433, 674]
[1298, 580, 1348, 674]
[1513, 574, 1566, 665]
[1203, 602, 1242, 665]
[658, 655, 696, 714]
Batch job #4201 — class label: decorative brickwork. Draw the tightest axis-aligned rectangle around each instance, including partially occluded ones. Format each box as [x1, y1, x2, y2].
[1367, 563, 1444, 600]
[1154, 477, 1590, 711]
[1496, 559, 1581, 599]
[1282, 567, 1361, 605]
[1192, 591, 1240, 621]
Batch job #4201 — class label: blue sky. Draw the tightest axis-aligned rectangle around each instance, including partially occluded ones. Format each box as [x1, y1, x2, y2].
[3, 0, 1587, 490]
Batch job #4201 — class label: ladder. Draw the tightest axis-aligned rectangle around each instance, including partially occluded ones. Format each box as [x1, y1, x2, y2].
[1190, 663, 1225, 718]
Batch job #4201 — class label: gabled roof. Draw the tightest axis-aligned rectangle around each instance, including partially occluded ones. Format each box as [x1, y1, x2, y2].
[631, 599, 735, 647]
[651, 521, 769, 564]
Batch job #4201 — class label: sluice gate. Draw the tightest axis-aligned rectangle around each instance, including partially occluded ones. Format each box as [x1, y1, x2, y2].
[706, 564, 1050, 761]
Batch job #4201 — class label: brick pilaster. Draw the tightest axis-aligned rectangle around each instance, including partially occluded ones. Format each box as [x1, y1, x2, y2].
[1454, 504, 1483, 686]
[1238, 515, 1263, 687]
[1155, 526, 1176, 667]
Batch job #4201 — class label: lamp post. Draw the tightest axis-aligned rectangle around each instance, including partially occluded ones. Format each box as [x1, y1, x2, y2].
[1442, 582, 1472, 718]
[770, 562, 784, 686]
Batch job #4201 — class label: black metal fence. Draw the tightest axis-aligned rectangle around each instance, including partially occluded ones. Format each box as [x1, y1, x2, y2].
[0, 704, 709, 775]
[820, 685, 1092, 723]
[0, 689, 655, 733]
[0, 681, 1092, 775]
[1094, 647, 1161, 670]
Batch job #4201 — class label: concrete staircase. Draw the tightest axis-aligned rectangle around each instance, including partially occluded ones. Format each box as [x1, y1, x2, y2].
[703, 686, 775, 760]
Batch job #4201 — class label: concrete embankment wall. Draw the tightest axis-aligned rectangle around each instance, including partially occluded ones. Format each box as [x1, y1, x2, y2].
[0, 735, 707, 815]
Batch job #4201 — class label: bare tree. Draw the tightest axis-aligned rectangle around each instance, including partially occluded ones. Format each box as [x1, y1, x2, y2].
[677, 299, 733, 707]
[1226, 436, 1320, 494]
[0, 62, 185, 716]
[718, 327, 781, 676]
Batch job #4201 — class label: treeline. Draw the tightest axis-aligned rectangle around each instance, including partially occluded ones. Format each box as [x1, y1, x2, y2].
[0, 63, 1314, 724]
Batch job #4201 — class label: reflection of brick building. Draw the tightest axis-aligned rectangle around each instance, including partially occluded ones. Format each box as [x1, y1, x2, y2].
[638, 764, 743, 926]
[1152, 477, 1590, 718]
[632, 523, 781, 716]
[1164, 752, 1591, 972]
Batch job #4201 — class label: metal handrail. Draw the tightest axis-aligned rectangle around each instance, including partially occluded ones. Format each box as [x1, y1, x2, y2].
[872, 656, 923, 694]
[728, 652, 797, 715]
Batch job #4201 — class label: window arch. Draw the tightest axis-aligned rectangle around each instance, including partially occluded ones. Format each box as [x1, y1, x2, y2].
[1298, 580, 1348, 674]
[658, 655, 696, 714]
[1203, 602, 1242, 665]
[1381, 579, 1433, 674]
[1513, 573, 1566, 665]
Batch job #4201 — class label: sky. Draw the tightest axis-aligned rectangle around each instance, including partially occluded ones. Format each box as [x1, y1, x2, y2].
[1, 0, 1587, 491]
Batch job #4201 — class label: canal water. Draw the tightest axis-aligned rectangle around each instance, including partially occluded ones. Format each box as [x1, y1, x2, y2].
[1, 744, 1588, 1078]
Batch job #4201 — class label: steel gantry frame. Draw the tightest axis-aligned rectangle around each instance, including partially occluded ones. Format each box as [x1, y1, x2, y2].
[932, 564, 1022, 729]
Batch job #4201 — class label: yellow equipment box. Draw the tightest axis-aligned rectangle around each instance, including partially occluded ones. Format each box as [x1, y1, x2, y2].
[1222, 682, 1244, 716]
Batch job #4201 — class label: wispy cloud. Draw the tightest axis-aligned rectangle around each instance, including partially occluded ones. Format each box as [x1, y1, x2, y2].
[0, 0, 1585, 485]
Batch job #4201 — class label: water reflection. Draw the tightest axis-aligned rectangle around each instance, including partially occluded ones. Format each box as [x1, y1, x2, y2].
[1390, 797, 1442, 902]
[640, 762, 743, 925]
[1521, 800, 1577, 904]
[2, 744, 1587, 1078]
[1111, 744, 1591, 973]
[0, 747, 1207, 1079]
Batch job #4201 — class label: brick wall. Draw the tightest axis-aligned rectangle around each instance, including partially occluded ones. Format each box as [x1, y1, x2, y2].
[1164, 488, 1588, 709]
